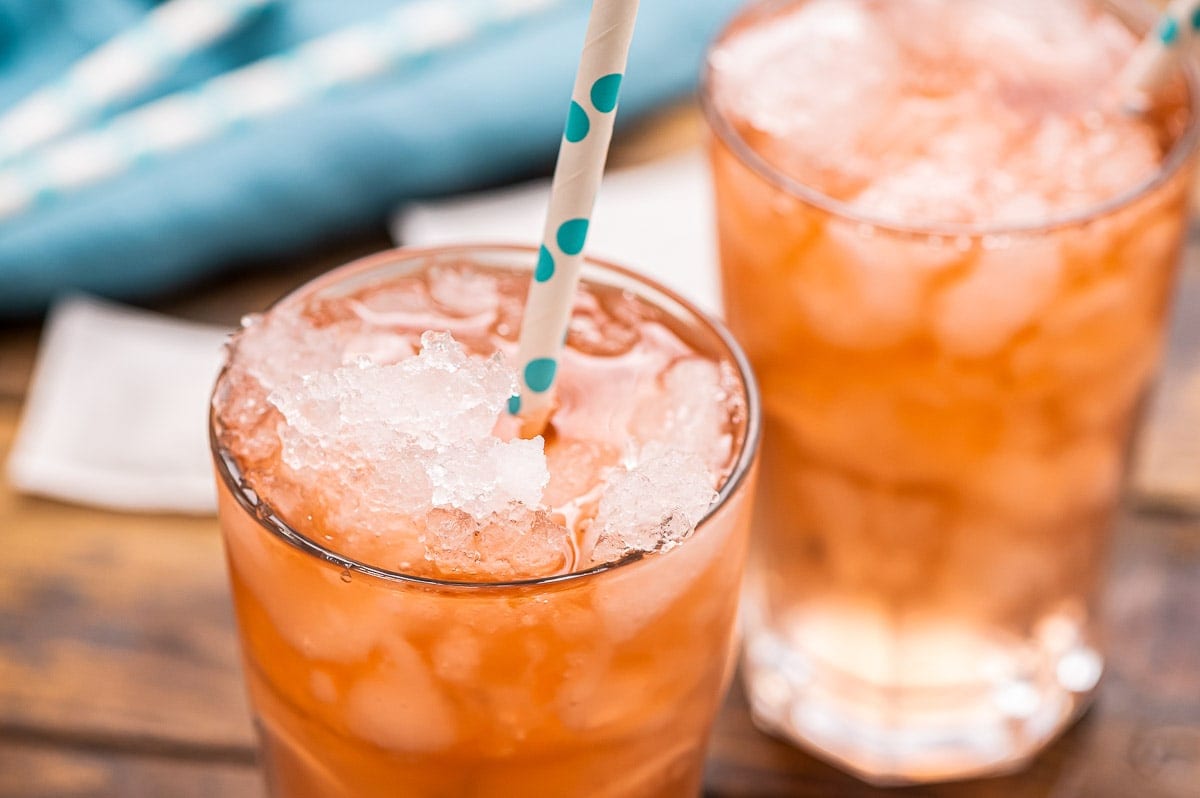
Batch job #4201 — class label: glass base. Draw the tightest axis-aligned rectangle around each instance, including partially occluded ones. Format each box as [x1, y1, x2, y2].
[742, 623, 1101, 785]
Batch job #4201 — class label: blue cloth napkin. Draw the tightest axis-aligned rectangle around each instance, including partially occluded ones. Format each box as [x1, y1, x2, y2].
[0, 0, 742, 317]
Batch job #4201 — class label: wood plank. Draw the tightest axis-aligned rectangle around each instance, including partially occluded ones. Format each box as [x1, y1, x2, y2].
[0, 402, 255, 752]
[0, 740, 262, 798]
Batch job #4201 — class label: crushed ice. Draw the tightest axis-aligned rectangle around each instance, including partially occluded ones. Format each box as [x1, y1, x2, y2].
[268, 331, 548, 518]
[589, 446, 719, 565]
[250, 327, 720, 575]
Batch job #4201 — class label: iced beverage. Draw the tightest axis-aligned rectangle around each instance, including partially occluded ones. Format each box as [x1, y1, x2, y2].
[704, 0, 1199, 784]
[210, 245, 759, 797]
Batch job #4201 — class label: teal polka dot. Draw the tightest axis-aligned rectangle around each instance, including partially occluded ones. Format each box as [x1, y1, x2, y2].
[524, 358, 557, 393]
[1160, 17, 1180, 45]
[590, 73, 623, 113]
[556, 218, 589, 255]
[565, 100, 590, 143]
[507, 394, 521, 415]
[535, 245, 555, 282]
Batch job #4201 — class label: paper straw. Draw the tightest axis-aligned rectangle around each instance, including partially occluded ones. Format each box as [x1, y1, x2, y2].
[510, 0, 642, 432]
[0, 0, 278, 164]
[0, 0, 561, 221]
[1118, 0, 1200, 110]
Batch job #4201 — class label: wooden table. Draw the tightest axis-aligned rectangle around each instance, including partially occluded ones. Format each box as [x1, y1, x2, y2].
[2, 114, 1199, 796]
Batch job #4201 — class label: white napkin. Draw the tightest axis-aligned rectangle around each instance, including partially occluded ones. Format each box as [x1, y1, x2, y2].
[6, 296, 229, 514]
[393, 150, 721, 312]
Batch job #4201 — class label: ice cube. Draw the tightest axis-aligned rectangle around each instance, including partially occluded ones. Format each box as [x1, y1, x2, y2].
[968, 436, 1121, 525]
[236, 310, 347, 400]
[853, 158, 988, 225]
[590, 477, 733, 642]
[588, 447, 717, 565]
[224, 515, 396, 663]
[420, 506, 571, 581]
[712, 0, 898, 196]
[631, 357, 738, 470]
[564, 289, 642, 357]
[788, 218, 954, 350]
[430, 625, 483, 685]
[426, 435, 549, 517]
[212, 367, 282, 466]
[427, 264, 500, 318]
[347, 277, 431, 321]
[343, 638, 458, 752]
[713, 0, 1160, 229]
[932, 242, 1062, 358]
[788, 466, 948, 591]
[340, 331, 416, 366]
[265, 331, 548, 519]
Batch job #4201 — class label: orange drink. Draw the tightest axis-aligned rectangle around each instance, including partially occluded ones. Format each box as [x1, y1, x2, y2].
[210, 246, 759, 797]
[703, 0, 1199, 784]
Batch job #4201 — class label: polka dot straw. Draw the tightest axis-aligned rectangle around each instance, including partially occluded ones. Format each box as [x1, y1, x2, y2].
[1119, 0, 1200, 110]
[512, 0, 641, 432]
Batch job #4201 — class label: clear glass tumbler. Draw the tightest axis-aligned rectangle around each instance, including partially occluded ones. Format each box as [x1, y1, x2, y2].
[210, 245, 761, 797]
[702, 0, 1200, 784]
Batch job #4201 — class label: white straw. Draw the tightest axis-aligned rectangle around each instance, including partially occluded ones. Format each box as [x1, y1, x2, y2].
[1119, 0, 1200, 110]
[0, 0, 561, 220]
[511, 0, 642, 432]
[0, 0, 278, 164]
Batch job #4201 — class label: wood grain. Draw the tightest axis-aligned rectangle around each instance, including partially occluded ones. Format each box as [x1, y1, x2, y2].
[0, 741, 261, 798]
[0, 404, 254, 753]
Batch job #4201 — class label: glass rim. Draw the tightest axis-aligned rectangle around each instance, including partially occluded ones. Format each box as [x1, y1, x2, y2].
[210, 243, 763, 592]
[699, 0, 1200, 239]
